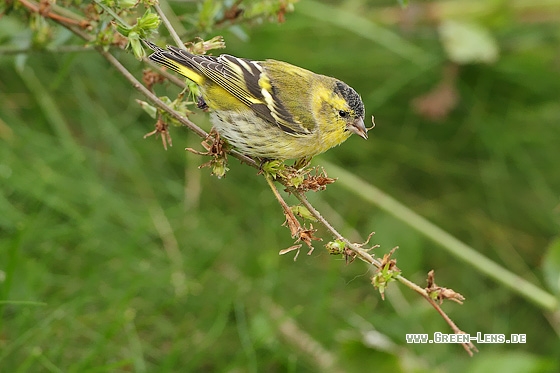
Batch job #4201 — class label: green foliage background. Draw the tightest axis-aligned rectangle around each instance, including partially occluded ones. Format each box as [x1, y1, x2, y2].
[1, 0, 560, 371]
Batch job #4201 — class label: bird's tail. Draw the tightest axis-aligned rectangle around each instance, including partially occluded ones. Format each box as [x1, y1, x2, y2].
[143, 40, 205, 85]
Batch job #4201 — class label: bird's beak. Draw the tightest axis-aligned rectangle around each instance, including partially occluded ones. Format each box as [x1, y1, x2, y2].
[348, 117, 368, 140]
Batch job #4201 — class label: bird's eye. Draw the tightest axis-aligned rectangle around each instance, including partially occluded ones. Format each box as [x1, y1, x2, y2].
[338, 110, 348, 118]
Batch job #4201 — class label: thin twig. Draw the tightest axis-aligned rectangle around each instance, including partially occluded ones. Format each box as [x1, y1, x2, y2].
[396, 275, 478, 355]
[292, 189, 381, 267]
[291, 188, 477, 356]
[153, 3, 184, 49]
[100, 50, 208, 139]
[265, 174, 301, 238]
[92, 0, 129, 27]
[18, 0, 89, 27]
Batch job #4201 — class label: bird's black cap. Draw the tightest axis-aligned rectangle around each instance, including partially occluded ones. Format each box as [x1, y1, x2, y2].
[335, 81, 364, 118]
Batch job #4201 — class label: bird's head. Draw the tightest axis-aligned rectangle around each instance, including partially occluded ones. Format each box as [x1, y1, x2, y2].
[332, 81, 367, 140]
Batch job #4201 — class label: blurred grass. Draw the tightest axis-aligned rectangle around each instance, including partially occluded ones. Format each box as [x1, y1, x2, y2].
[1, 0, 560, 372]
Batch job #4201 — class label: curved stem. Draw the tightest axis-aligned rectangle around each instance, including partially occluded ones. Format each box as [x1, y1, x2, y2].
[292, 187, 477, 355]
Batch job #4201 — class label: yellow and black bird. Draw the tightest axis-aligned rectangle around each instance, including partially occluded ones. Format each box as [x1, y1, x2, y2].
[145, 41, 368, 160]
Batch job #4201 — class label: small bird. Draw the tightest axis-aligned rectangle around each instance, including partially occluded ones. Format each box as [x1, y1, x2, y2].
[145, 41, 368, 160]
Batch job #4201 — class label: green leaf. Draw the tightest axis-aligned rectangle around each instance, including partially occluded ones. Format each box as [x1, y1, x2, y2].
[136, 100, 157, 119]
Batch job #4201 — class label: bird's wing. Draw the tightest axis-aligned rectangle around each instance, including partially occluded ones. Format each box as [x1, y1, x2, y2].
[160, 45, 311, 136]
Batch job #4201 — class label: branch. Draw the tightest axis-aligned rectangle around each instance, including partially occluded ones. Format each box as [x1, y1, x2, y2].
[153, 4, 184, 48]
[18, 0, 89, 28]
[292, 188, 477, 355]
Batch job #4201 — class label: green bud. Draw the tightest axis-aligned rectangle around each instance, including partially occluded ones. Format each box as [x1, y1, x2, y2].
[136, 99, 157, 118]
[96, 27, 114, 46]
[261, 160, 285, 176]
[137, 9, 160, 35]
[100, 0, 117, 7]
[325, 240, 345, 255]
[190, 36, 226, 54]
[158, 97, 182, 127]
[203, 35, 226, 51]
[118, 0, 137, 9]
[159, 96, 173, 106]
[127, 32, 145, 60]
[30, 13, 51, 47]
[371, 261, 401, 299]
[290, 174, 304, 188]
[212, 158, 229, 179]
[290, 205, 317, 222]
[116, 23, 131, 37]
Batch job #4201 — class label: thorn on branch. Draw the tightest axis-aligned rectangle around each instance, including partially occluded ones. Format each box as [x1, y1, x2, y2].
[425, 270, 465, 305]
[357, 231, 377, 250]
[380, 246, 399, 270]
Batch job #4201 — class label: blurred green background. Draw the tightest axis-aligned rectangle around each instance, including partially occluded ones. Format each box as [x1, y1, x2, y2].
[1, 0, 560, 371]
